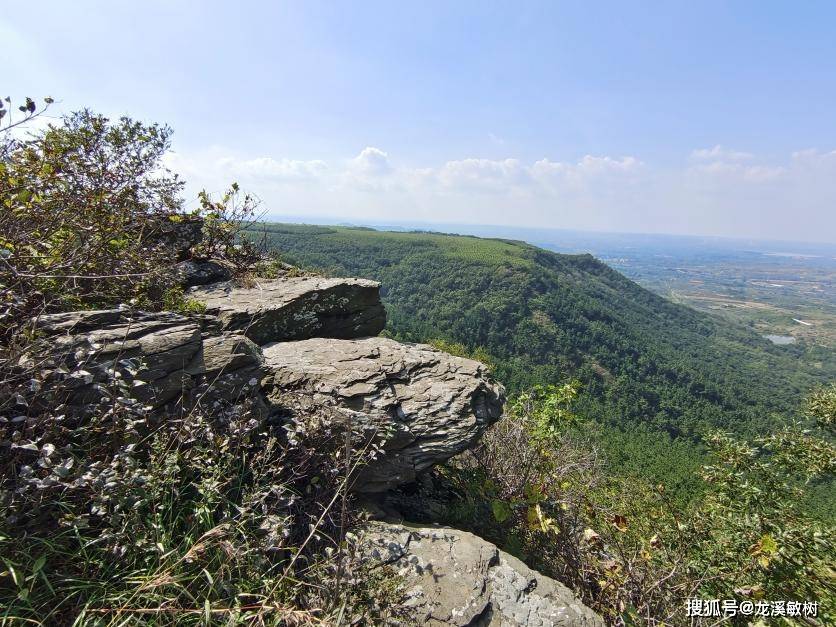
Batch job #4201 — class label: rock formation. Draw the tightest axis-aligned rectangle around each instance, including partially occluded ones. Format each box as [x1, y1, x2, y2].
[175, 259, 232, 286]
[262, 337, 503, 492]
[189, 276, 386, 344]
[25, 277, 502, 494]
[356, 522, 604, 626]
[24, 309, 266, 418]
[20, 259, 600, 624]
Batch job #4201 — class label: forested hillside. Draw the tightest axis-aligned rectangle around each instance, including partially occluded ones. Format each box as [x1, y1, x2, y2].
[254, 223, 830, 442]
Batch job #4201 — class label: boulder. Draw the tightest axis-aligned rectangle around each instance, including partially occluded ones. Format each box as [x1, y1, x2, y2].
[261, 337, 504, 492]
[25, 309, 265, 415]
[147, 216, 203, 261]
[174, 260, 232, 287]
[355, 522, 603, 626]
[190, 277, 386, 345]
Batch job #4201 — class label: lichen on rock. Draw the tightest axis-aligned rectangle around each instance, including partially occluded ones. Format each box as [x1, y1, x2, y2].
[355, 521, 604, 626]
[189, 276, 386, 344]
[261, 337, 505, 492]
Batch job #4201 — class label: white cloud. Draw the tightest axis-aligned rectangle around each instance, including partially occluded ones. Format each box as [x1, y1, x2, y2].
[350, 146, 392, 176]
[691, 145, 753, 161]
[689, 160, 786, 183]
[162, 144, 836, 242]
[687, 145, 786, 184]
[219, 156, 327, 180]
[531, 155, 642, 186]
[791, 148, 836, 167]
[437, 158, 527, 191]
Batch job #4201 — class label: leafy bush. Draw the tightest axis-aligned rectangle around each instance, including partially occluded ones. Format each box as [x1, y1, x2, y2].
[440, 382, 835, 624]
[161, 285, 209, 315]
[0, 387, 403, 624]
[193, 184, 264, 271]
[0, 108, 186, 336]
[0, 102, 406, 624]
[428, 338, 496, 371]
[688, 427, 835, 613]
[0, 102, 265, 341]
[806, 383, 836, 433]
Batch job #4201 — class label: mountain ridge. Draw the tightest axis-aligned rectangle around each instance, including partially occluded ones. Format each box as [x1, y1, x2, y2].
[253, 222, 830, 441]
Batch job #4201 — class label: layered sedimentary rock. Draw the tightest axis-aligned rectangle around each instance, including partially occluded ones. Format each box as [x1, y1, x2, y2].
[25, 309, 264, 415]
[14, 268, 600, 624]
[261, 337, 505, 492]
[356, 522, 604, 626]
[189, 277, 386, 344]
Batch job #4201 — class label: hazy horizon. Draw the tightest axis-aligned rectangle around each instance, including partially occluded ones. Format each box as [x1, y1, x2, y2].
[5, 1, 836, 242]
[257, 214, 836, 252]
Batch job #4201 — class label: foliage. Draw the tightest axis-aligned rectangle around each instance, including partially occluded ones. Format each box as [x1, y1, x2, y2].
[161, 285, 208, 314]
[252, 223, 836, 510]
[806, 383, 836, 434]
[0, 105, 405, 624]
[427, 338, 496, 371]
[511, 382, 582, 438]
[0, 103, 266, 341]
[0, 96, 54, 149]
[440, 382, 694, 624]
[194, 183, 264, 270]
[252, 253, 288, 280]
[0, 383, 404, 625]
[438, 383, 836, 624]
[0, 108, 186, 335]
[688, 427, 835, 611]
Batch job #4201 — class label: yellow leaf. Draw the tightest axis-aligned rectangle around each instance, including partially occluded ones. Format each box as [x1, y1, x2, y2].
[760, 534, 778, 555]
[526, 505, 539, 529]
[612, 514, 628, 532]
[527, 504, 557, 533]
[749, 533, 778, 558]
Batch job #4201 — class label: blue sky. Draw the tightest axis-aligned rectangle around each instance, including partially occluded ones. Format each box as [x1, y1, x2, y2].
[4, 1, 836, 242]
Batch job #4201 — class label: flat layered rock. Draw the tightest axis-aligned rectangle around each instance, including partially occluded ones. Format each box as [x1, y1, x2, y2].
[25, 310, 265, 414]
[190, 277, 386, 345]
[356, 522, 603, 626]
[261, 337, 504, 492]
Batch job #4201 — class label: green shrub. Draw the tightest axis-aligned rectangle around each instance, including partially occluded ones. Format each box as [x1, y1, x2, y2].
[0, 101, 265, 340]
[161, 286, 208, 315]
[441, 382, 836, 624]
[806, 383, 836, 433]
[428, 338, 496, 371]
[0, 101, 405, 625]
[0, 108, 185, 336]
